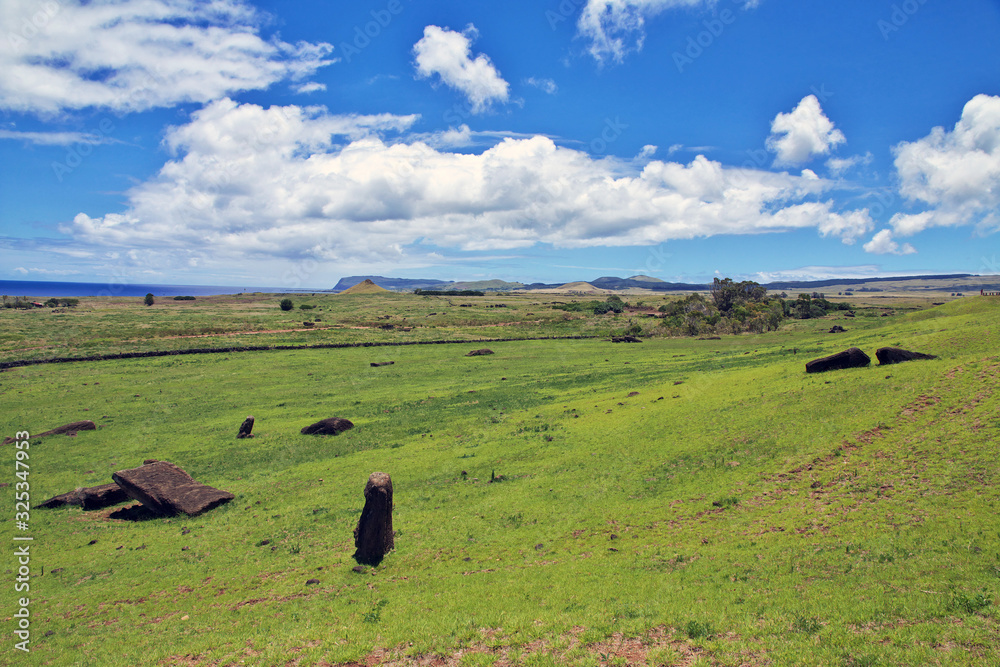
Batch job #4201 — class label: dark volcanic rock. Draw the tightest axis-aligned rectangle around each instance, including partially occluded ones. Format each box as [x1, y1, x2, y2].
[611, 336, 642, 343]
[300, 418, 354, 435]
[370, 361, 395, 367]
[829, 325, 847, 333]
[37, 482, 129, 510]
[35, 489, 82, 509]
[353, 472, 394, 566]
[3, 420, 97, 445]
[79, 483, 130, 510]
[237, 415, 255, 439]
[875, 347, 937, 366]
[112, 461, 234, 517]
[805, 347, 871, 373]
[465, 349, 494, 356]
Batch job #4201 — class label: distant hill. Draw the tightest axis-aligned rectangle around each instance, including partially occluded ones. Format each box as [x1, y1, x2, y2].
[556, 282, 605, 292]
[448, 279, 525, 291]
[332, 273, 999, 295]
[332, 276, 449, 292]
[332, 276, 523, 293]
[337, 279, 391, 295]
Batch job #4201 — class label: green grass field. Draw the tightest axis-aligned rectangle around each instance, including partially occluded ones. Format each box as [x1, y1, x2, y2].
[1, 295, 997, 666]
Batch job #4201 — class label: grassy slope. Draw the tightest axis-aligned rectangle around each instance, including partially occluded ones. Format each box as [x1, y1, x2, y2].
[1, 299, 997, 666]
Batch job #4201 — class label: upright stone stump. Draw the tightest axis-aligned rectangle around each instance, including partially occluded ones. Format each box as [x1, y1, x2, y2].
[353, 472, 394, 565]
[237, 415, 255, 439]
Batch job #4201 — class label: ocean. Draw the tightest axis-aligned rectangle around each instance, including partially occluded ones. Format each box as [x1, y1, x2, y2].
[0, 280, 326, 298]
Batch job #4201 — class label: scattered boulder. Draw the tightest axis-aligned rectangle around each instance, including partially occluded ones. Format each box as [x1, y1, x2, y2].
[875, 347, 937, 365]
[300, 418, 354, 435]
[370, 361, 395, 367]
[353, 472, 394, 566]
[237, 416, 255, 439]
[828, 325, 847, 333]
[611, 336, 642, 343]
[465, 349, 494, 356]
[805, 347, 871, 373]
[112, 461, 234, 517]
[3, 420, 97, 445]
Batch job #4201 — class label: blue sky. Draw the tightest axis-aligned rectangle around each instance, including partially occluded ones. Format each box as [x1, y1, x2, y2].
[1, 0, 999, 289]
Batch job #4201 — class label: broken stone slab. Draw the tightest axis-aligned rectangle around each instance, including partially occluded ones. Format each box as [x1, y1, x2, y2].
[805, 347, 871, 373]
[300, 417, 354, 435]
[875, 347, 938, 365]
[611, 336, 642, 343]
[36, 482, 129, 511]
[465, 348, 494, 356]
[112, 461, 234, 517]
[370, 361, 395, 367]
[237, 415, 255, 439]
[3, 420, 97, 445]
[829, 325, 847, 333]
[353, 472, 394, 566]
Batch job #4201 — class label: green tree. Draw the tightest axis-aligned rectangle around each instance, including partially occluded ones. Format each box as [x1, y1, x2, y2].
[279, 298, 294, 311]
[144, 293, 154, 306]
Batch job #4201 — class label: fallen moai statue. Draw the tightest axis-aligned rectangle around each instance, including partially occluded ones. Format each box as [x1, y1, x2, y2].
[875, 347, 937, 365]
[465, 349, 494, 356]
[805, 347, 871, 373]
[300, 417, 354, 435]
[36, 483, 130, 510]
[3, 420, 96, 445]
[112, 460, 234, 517]
[354, 472, 394, 566]
[611, 336, 642, 343]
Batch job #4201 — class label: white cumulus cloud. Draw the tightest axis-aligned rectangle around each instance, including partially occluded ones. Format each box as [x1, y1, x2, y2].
[413, 25, 509, 113]
[890, 94, 1000, 236]
[863, 229, 917, 255]
[766, 95, 846, 167]
[0, 0, 333, 115]
[65, 100, 870, 274]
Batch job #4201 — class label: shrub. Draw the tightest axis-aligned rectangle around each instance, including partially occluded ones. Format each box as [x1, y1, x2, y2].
[684, 620, 714, 639]
[947, 589, 992, 615]
[144, 293, 154, 306]
[173, 295, 196, 301]
[299, 304, 315, 310]
[279, 298, 294, 311]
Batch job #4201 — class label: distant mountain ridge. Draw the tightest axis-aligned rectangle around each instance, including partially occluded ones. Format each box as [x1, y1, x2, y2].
[333, 273, 988, 293]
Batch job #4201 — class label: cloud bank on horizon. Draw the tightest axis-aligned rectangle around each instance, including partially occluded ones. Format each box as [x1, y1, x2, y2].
[1, 0, 998, 285]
